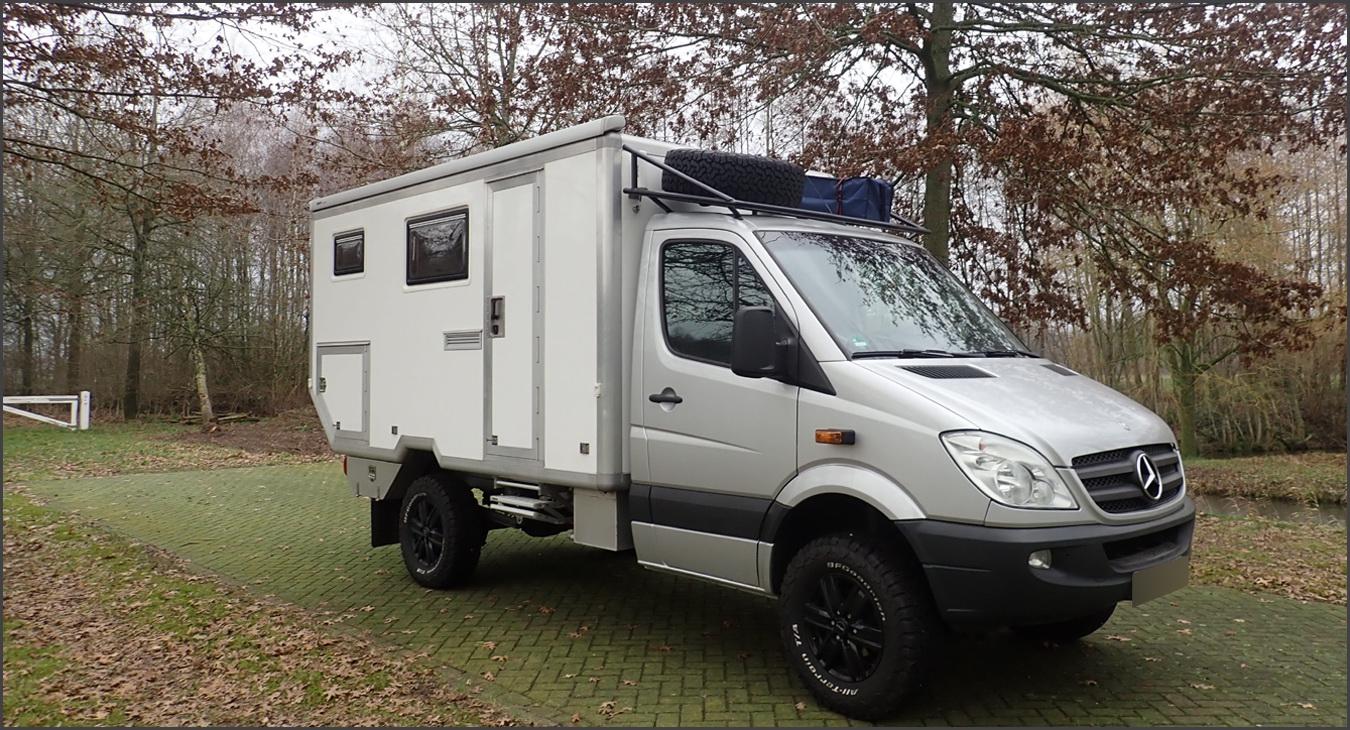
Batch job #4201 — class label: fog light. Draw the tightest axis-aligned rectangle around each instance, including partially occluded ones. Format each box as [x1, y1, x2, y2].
[1028, 549, 1052, 570]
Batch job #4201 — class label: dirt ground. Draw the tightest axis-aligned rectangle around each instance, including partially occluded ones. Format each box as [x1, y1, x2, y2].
[167, 409, 334, 458]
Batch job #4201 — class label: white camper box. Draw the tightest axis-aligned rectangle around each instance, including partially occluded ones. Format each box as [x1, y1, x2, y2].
[310, 116, 670, 550]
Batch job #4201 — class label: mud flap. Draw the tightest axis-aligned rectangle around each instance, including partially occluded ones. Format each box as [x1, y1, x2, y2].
[371, 498, 400, 547]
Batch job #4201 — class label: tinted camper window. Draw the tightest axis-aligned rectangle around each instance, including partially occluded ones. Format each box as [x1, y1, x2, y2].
[334, 231, 364, 276]
[407, 211, 468, 285]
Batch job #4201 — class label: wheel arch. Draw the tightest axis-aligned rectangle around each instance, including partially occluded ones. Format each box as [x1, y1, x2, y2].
[369, 450, 445, 547]
[763, 464, 927, 594]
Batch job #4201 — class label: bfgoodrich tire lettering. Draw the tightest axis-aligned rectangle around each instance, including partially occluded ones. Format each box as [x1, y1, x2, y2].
[398, 473, 485, 589]
[778, 534, 939, 720]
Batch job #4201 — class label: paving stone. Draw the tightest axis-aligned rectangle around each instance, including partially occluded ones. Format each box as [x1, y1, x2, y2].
[26, 463, 1348, 727]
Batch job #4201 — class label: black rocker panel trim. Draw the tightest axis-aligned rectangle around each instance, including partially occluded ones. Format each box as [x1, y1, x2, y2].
[629, 483, 772, 540]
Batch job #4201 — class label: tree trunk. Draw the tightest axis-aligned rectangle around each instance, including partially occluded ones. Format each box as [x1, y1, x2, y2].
[922, 154, 954, 263]
[19, 302, 35, 395]
[1175, 367, 1198, 457]
[63, 292, 84, 391]
[191, 339, 217, 431]
[182, 289, 217, 431]
[122, 220, 150, 418]
[1168, 345, 1201, 457]
[920, 1, 956, 263]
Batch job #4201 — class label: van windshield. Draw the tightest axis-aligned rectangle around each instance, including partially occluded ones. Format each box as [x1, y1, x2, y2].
[758, 231, 1029, 358]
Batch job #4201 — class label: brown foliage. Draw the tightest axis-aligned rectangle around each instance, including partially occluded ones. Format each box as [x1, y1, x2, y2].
[2, 2, 353, 215]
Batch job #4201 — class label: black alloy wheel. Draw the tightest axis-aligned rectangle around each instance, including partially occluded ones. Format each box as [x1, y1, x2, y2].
[405, 493, 445, 571]
[398, 472, 485, 589]
[778, 533, 940, 720]
[800, 570, 886, 682]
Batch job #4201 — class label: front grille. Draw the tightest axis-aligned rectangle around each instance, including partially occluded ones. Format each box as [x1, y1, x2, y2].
[1071, 443, 1184, 514]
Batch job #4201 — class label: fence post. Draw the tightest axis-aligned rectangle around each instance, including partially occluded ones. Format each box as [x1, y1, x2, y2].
[79, 390, 91, 430]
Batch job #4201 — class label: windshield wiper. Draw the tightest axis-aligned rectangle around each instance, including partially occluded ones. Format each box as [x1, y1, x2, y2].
[852, 349, 957, 359]
[962, 349, 1039, 358]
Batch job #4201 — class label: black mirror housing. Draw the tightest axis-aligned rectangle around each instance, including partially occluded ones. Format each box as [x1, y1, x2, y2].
[732, 306, 784, 378]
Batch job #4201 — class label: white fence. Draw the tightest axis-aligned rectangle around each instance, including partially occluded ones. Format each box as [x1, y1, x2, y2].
[3, 391, 91, 430]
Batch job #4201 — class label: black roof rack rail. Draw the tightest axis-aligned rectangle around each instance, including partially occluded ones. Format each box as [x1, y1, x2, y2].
[621, 144, 928, 236]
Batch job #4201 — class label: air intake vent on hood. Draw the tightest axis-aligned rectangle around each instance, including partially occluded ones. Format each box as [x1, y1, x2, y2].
[1042, 363, 1078, 376]
[899, 365, 994, 379]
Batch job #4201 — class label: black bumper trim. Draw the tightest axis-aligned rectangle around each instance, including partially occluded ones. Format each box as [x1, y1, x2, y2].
[896, 499, 1196, 626]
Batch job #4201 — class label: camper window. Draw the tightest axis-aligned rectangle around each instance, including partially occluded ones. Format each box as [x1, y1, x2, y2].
[407, 210, 468, 285]
[334, 231, 364, 276]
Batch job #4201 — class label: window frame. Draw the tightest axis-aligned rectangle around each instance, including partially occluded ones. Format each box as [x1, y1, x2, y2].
[658, 239, 777, 369]
[406, 208, 470, 286]
[333, 229, 365, 277]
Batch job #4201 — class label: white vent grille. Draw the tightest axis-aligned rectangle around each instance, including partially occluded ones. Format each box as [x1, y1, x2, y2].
[443, 329, 483, 351]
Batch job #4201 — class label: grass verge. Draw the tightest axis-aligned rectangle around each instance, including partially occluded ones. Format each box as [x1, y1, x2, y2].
[1186, 452, 1346, 505]
[1191, 512, 1346, 605]
[1, 488, 519, 726]
[2, 419, 330, 484]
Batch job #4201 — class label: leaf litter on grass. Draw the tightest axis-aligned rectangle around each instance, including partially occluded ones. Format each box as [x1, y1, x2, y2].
[2, 488, 519, 727]
[1192, 512, 1345, 604]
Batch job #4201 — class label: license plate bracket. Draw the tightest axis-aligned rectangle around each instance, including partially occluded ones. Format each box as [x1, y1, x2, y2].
[1131, 554, 1190, 605]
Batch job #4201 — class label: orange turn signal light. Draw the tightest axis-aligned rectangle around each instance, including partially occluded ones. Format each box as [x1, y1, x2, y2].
[815, 429, 856, 445]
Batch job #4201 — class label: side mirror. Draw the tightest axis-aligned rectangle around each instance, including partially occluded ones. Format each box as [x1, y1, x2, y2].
[732, 306, 784, 378]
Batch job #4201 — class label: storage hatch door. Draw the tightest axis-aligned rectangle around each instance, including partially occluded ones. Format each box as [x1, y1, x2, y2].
[317, 343, 368, 443]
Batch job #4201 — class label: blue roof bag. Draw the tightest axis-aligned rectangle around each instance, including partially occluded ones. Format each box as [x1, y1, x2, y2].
[799, 175, 895, 223]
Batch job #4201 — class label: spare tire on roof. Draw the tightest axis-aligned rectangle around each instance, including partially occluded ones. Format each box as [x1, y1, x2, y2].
[660, 149, 805, 208]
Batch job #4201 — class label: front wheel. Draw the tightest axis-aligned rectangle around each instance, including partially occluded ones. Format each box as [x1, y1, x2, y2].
[778, 534, 940, 721]
[398, 473, 485, 589]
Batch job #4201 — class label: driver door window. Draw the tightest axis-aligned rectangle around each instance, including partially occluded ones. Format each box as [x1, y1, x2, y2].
[661, 241, 773, 366]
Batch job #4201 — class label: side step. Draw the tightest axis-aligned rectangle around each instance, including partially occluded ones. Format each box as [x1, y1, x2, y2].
[488, 480, 569, 525]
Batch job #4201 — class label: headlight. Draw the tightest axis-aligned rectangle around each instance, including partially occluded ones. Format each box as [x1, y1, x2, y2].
[941, 431, 1077, 509]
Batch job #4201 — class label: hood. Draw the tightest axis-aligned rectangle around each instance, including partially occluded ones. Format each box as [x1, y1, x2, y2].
[859, 359, 1176, 466]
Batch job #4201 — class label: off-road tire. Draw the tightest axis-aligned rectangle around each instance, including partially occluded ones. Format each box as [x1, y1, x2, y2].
[1012, 606, 1116, 643]
[660, 148, 805, 207]
[778, 534, 940, 721]
[398, 473, 486, 589]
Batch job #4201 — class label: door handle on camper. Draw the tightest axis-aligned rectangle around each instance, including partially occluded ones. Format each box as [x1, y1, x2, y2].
[488, 296, 505, 337]
[648, 388, 683, 405]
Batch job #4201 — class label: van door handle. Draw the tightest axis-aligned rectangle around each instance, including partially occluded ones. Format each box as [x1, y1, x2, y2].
[488, 296, 505, 338]
[648, 388, 683, 405]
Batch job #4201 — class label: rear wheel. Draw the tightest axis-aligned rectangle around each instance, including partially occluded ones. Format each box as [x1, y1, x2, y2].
[399, 473, 485, 588]
[778, 534, 940, 720]
[1012, 606, 1116, 643]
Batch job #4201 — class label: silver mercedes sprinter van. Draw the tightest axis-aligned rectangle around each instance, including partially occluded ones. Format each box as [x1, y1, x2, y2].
[310, 116, 1194, 720]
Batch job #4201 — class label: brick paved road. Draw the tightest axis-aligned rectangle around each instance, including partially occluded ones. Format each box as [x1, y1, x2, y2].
[26, 463, 1347, 726]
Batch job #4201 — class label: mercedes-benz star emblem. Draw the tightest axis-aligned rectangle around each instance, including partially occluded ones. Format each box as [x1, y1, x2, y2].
[1134, 452, 1163, 500]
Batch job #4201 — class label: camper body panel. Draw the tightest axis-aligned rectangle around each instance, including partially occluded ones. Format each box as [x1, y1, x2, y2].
[312, 177, 488, 463]
[309, 122, 673, 491]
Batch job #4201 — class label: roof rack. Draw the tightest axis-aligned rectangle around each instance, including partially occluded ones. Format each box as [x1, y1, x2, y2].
[621, 144, 928, 236]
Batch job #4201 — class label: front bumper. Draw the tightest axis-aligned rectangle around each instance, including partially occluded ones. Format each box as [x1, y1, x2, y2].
[897, 498, 1195, 626]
